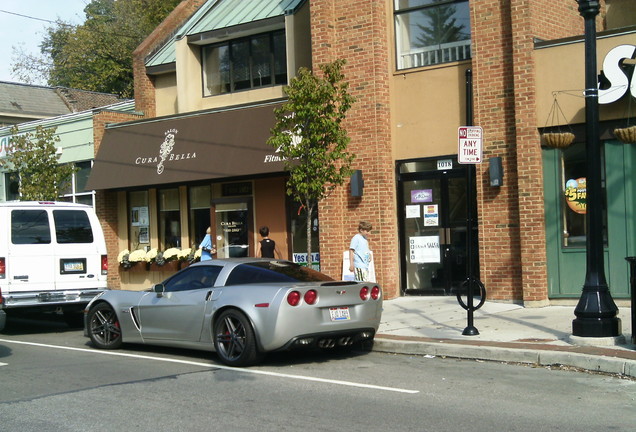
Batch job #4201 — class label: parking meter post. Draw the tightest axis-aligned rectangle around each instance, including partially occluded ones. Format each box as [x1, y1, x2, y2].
[626, 257, 636, 345]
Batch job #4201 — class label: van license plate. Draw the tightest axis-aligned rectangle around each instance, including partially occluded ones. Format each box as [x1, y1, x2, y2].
[329, 307, 350, 321]
[61, 259, 87, 274]
[64, 262, 84, 272]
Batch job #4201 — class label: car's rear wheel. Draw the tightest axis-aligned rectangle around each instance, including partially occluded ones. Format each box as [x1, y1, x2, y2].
[87, 303, 122, 350]
[213, 309, 262, 367]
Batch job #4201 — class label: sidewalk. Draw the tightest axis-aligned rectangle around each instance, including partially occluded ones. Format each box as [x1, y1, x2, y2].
[373, 296, 636, 378]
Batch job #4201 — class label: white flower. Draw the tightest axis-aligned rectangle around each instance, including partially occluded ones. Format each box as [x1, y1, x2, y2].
[163, 247, 181, 261]
[117, 249, 130, 263]
[194, 248, 202, 258]
[146, 248, 158, 262]
[128, 249, 147, 263]
[178, 248, 192, 260]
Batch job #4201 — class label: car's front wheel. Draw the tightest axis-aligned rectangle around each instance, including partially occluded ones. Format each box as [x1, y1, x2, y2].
[87, 303, 122, 350]
[213, 309, 262, 367]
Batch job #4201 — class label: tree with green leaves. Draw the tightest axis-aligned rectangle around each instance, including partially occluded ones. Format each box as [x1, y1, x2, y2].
[11, 0, 181, 97]
[268, 59, 355, 267]
[0, 126, 75, 201]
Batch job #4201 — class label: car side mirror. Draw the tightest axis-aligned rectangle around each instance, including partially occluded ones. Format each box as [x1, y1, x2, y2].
[153, 283, 165, 297]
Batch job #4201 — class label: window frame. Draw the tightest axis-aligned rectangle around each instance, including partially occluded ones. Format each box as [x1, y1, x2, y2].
[393, 0, 472, 70]
[202, 30, 287, 96]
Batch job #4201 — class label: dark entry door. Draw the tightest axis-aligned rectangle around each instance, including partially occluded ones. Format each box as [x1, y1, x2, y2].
[398, 164, 477, 295]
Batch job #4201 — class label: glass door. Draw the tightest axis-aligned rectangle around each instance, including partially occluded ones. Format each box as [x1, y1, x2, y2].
[398, 162, 477, 295]
[211, 199, 253, 258]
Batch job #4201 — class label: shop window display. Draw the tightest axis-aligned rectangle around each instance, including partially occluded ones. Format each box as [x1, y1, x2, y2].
[560, 143, 607, 248]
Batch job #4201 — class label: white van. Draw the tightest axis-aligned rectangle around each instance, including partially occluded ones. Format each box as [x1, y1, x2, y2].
[0, 201, 108, 326]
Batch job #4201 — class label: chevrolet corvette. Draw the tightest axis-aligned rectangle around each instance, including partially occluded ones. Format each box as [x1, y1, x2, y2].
[85, 258, 382, 366]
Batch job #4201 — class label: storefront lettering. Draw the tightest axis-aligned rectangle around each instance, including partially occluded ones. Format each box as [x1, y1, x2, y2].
[598, 44, 636, 105]
[264, 153, 286, 163]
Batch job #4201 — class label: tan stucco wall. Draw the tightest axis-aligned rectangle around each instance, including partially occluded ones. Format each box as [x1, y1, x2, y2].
[534, 33, 636, 127]
[391, 62, 471, 160]
[155, 74, 178, 117]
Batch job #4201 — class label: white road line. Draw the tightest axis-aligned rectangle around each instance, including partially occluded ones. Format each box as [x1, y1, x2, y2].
[0, 362, 7, 367]
[0, 338, 419, 394]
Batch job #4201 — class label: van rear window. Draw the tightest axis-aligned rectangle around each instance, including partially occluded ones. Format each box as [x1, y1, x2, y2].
[11, 210, 51, 244]
[53, 210, 94, 244]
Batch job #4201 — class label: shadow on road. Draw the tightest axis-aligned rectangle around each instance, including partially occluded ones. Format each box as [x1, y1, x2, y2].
[0, 311, 77, 336]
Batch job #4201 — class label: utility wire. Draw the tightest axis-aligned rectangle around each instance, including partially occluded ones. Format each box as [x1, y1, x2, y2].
[0, 8, 141, 39]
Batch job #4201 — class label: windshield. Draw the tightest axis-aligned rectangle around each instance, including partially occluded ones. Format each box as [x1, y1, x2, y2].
[225, 261, 334, 285]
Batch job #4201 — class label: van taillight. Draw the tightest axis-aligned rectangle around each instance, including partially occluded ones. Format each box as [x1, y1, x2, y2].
[101, 255, 108, 275]
[0, 257, 5, 279]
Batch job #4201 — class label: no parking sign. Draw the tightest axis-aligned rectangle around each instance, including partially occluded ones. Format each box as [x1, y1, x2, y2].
[458, 126, 483, 164]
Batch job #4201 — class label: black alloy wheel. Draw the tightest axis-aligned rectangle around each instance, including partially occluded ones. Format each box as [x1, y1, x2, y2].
[213, 309, 262, 367]
[87, 303, 123, 349]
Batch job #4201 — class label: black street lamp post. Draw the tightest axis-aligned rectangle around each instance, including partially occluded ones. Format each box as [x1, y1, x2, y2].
[572, 0, 621, 338]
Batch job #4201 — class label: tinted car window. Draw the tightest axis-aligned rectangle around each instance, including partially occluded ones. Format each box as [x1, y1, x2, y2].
[225, 261, 334, 285]
[53, 210, 94, 244]
[11, 210, 51, 244]
[164, 266, 222, 292]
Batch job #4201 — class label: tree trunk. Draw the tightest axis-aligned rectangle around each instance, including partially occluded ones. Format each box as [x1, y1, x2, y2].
[305, 201, 314, 269]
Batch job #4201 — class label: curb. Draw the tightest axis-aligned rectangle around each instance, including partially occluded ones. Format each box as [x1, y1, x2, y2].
[372, 337, 636, 379]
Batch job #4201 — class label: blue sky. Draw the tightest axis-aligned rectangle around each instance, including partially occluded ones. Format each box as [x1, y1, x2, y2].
[0, 0, 88, 84]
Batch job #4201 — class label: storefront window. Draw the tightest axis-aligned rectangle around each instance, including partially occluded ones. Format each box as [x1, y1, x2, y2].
[394, 0, 471, 70]
[59, 161, 95, 206]
[159, 188, 181, 249]
[289, 201, 320, 269]
[189, 185, 211, 249]
[4, 172, 19, 201]
[129, 191, 149, 251]
[561, 143, 607, 248]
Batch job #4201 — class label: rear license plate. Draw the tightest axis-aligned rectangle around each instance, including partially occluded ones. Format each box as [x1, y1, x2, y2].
[60, 258, 87, 274]
[329, 307, 350, 321]
[64, 261, 85, 272]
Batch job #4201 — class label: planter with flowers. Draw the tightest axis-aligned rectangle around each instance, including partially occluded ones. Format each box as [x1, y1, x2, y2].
[149, 247, 181, 272]
[118, 249, 148, 272]
[178, 248, 196, 268]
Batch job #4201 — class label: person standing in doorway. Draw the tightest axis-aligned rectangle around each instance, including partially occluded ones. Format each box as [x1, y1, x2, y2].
[199, 227, 216, 261]
[349, 221, 372, 282]
[256, 226, 281, 259]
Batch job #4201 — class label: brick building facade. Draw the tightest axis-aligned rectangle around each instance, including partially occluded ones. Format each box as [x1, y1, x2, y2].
[90, 0, 635, 304]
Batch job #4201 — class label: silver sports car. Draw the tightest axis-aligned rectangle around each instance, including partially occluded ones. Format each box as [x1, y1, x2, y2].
[85, 258, 382, 366]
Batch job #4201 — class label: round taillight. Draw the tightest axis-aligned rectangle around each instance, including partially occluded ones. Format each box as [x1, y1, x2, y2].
[304, 289, 318, 305]
[371, 286, 381, 300]
[359, 286, 369, 300]
[287, 291, 301, 306]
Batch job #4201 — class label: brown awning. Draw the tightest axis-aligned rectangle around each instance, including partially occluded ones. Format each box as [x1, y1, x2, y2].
[86, 103, 286, 190]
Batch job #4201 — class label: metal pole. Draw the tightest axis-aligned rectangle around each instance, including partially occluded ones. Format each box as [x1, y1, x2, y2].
[463, 68, 478, 336]
[572, 0, 621, 337]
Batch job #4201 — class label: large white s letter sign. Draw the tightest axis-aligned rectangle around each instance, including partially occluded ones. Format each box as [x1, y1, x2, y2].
[598, 44, 636, 105]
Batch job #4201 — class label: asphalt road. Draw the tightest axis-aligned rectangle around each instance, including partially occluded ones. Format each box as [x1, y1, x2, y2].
[0, 313, 635, 432]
